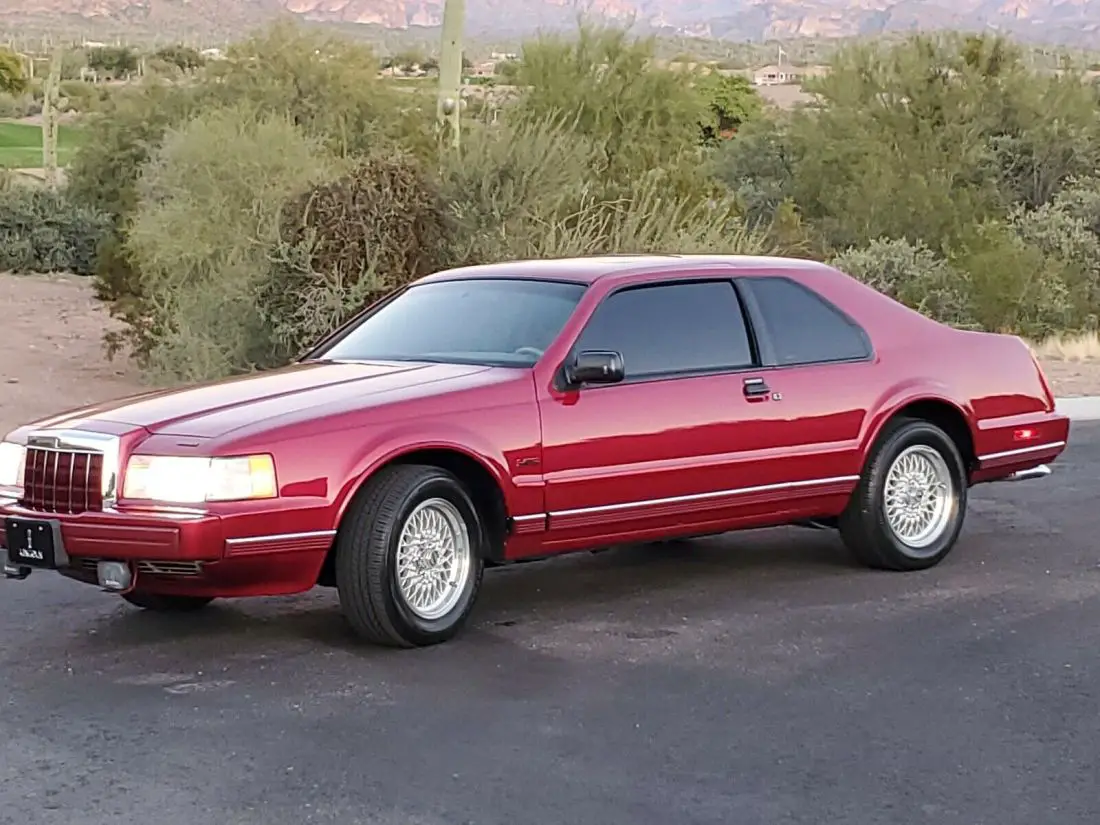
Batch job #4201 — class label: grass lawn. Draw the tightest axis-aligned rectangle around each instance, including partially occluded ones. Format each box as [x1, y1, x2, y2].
[0, 121, 83, 169]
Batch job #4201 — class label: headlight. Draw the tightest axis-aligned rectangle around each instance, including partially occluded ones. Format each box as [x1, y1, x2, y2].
[0, 441, 26, 489]
[122, 454, 277, 503]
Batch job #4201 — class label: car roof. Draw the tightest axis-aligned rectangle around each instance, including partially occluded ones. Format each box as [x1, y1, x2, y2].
[416, 254, 831, 286]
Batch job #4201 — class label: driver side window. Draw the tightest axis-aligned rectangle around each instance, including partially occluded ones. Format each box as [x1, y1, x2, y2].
[575, 280, 755, 381]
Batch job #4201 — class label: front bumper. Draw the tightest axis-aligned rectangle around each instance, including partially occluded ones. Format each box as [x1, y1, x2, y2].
[0, 496, 225, 562]
[0, 497, 334, 597]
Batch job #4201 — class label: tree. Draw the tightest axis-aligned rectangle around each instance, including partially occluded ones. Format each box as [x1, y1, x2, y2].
[153, 45, 205, 73]
[392, 49, 424, 71]
[87, 46, 139, 79]
[780, 33, 1100, 253]
[496, 58, 520, 82]
[510, 25, 709, 193]
[695, 71, 763, 143]
[0, 47, 28, 95]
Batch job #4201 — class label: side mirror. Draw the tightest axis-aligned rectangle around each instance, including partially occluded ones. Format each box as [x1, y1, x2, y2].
[562, 350, 624, 389]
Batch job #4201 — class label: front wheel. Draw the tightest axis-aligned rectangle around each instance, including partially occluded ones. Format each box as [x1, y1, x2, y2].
[335, 464, 485, 648]
[839, 418, 968, 571]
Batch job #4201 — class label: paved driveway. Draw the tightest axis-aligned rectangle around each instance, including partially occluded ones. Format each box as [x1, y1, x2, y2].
[2, 424, 1099, 825]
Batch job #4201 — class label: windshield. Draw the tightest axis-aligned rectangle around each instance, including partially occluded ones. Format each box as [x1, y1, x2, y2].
[314, 278, 588, 367]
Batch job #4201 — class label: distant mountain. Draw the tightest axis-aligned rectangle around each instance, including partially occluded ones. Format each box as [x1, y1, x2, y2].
[1, 0, 1098, 48]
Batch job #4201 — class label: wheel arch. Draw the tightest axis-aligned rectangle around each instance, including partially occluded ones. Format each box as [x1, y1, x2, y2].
[864, 395, 978, 474]
[317, 446, 510, 586]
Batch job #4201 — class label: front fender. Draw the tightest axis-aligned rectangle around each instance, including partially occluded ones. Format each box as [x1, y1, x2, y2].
[330, 423, 513, 526]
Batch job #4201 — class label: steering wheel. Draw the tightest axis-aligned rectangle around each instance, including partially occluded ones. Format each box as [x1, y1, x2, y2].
[513, 346, 545, 360]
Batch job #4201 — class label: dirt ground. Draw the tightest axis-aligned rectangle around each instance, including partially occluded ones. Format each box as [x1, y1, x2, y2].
[1, 271, 1099, 436]
[0, 272, 146, 435]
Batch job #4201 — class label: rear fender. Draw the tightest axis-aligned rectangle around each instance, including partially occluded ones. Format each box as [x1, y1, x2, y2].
[859, 379, 977, 463]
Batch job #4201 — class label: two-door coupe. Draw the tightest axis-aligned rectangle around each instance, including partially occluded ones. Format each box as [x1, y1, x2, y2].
[0, 255, 1070, 647]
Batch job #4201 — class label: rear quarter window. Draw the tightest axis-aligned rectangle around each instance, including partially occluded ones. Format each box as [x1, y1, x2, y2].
[741, 276, 871, 366]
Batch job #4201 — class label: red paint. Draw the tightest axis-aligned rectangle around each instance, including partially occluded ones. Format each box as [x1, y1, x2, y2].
[0, 255, 1070, 598]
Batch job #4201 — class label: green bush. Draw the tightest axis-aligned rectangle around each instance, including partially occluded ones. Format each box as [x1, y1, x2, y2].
[444, 116, 772, 265]
[114, 106, 341, 383]
[948, 220, 1077, 338]
[0, 93, 37, 119]
[829, 238, 976, 328]
[1052, 175, 1100, 236]
[508, 25, 709, 193]
[66, 80, 207, 224]
[1008, 200, 1100, 330]
[68, 21, 434, 231]
[259, 149, 451, 360]
[0, 186, 110, 276]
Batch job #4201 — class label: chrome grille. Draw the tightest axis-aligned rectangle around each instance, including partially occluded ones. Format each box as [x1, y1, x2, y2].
[22, 446, 104, 514]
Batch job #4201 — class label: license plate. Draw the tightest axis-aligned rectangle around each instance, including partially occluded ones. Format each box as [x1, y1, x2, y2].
[4, 517, 65, 570]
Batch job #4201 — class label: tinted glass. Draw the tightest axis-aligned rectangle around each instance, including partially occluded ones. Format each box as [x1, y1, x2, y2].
[575, 281, 754, 379]
[317, 278, 586, 367]
[746, 277, 870, 365]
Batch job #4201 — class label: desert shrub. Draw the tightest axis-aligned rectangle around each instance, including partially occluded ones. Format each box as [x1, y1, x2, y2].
[444, 116, 772, 265]
[774, 33, 1100, 254]
[258, 149, 451, 360]
[1008, 201, 1100, 330]
[829, 238, 976, 328]
[116, 106, 340, 383]
[204, 21, 433, 161]
[69, 22, 433, 231]
[948, 220, 1077, 338]
[66, 80, 207, 224]
[709, 115, 798, 227]
[0, 93, 36, 119]
[0, 187, 110, 276]
[58, 80, 106, 113]
[442, 116, 605, 264]
[509, 25, 709, 194]
[1052, 175, 1100, 236]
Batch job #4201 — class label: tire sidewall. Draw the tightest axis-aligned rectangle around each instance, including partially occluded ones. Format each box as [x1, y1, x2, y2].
[868, 420, 968, 568]
[379, 473, 485, 643]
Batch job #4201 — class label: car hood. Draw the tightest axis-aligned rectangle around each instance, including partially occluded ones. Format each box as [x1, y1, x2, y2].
[29, 360, 494, 440]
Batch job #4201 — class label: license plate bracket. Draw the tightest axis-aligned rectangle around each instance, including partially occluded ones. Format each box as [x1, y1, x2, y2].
[4, 517, 68, 570]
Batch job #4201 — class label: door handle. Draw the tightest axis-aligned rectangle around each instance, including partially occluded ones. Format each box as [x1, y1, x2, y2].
[743, 377, 770, 398]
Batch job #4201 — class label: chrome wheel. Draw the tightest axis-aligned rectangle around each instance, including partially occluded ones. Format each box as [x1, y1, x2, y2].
[883, 444, 955, 553]
[394, 497, 472, 621]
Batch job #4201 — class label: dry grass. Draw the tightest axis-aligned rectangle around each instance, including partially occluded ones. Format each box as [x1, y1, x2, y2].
[1026, 331, 1100, 361]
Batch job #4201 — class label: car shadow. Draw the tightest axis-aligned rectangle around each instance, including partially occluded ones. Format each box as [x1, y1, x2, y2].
[75, 526, 857, 655]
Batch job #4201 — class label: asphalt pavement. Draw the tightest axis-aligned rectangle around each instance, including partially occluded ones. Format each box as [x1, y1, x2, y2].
[2, 423, 1099, 825]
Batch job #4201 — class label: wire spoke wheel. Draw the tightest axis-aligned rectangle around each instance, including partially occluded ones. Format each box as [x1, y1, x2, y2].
[394, 497, 472, 621]
[882, 444, 956, 555]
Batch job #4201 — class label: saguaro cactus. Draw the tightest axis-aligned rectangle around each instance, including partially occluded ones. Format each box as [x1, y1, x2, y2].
[41, 48, 63, 188]
[436, 0, 465, 150]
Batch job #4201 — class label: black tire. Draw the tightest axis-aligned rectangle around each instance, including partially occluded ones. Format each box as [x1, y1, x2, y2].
[839, 417, 968, 571]
[335, 464, 485, 648]
[121, 592, 214, 612]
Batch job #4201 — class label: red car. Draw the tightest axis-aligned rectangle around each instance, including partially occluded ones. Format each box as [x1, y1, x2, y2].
[1, 255, 1069, 647]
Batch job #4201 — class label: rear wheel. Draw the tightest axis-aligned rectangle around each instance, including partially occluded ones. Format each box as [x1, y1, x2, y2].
[335, 464, 485, 648]
[839, 417, 968, 571]
[121, 592, 214, 612]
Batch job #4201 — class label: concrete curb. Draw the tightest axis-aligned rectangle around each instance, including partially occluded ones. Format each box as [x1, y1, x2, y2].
[1055, 396, 1100, 422]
